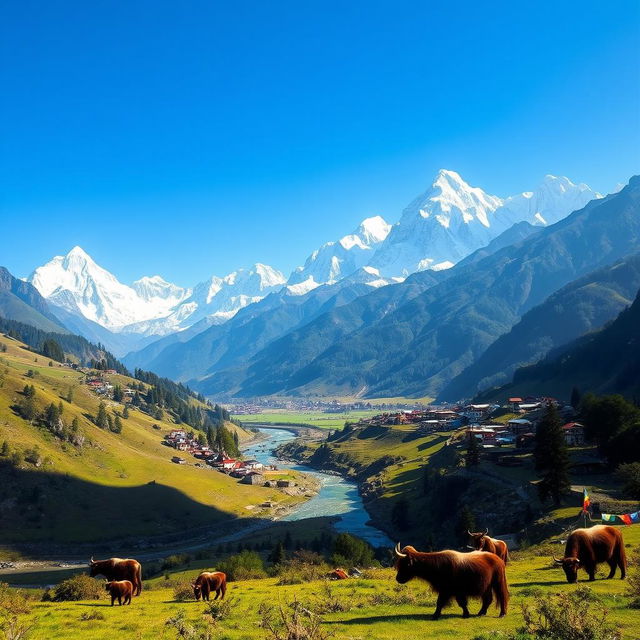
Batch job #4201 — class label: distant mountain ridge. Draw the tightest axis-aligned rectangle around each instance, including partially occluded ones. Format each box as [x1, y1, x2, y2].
[191, 176, 638, 399]
[477, 286, 640, 402]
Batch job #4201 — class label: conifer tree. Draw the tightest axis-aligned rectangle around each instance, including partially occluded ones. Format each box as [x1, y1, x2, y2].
[95, 402, 109, 429]
[113, 415, 123, 434]
[19, 394, 37, 422]
[122, 405, 130, 419]
[465, 430, 480, 467]
[535, 403, 570, 505]
[1, 440, 9, 456]
[268, 541, 287, 566]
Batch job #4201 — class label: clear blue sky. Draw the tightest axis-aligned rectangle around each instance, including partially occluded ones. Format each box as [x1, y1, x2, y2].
[1, 0, 639, 285]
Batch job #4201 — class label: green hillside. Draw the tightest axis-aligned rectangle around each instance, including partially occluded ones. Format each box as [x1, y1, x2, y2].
[479, 287, 640, 402]
[0, 336, 308, 549]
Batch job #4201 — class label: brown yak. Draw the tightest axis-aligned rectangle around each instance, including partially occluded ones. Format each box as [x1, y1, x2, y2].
[553, 525, 626, 583]
[105, 580, 133, 606]
[90, 557, 142, 596]
[192, 571, 227, 601]
[394, 543, 508, 620]
[468, 529, 509, 564]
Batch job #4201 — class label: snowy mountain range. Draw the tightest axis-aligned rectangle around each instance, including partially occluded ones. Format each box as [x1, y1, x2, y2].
[367, 170, 601, 277]
[25, 169, 603, 357]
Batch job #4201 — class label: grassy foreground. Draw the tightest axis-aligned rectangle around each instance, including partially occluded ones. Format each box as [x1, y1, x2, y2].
[17, 523, 640, 639]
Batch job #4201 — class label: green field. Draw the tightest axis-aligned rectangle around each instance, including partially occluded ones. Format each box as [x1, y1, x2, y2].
[9, 522, 640, 640]
[238, 409, 382, 430]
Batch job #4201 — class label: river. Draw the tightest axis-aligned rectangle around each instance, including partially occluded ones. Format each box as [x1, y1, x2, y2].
[243, 427, 392, 548]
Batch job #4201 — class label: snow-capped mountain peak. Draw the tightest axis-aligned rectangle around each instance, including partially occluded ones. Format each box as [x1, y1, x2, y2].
[132, 275, 190, 305]
[287, 214, 391, 290]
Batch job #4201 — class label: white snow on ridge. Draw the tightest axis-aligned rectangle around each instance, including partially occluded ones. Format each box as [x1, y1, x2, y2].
[287, 215, 391, 290]
[29, 248, 286, 337]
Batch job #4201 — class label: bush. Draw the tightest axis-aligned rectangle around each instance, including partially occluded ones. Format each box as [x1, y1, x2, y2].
[519, 587, 620, 639]
[172, 582, 194, 602]
[205, 596, 236, 622]
[0, 584, 32, 616]
[79, 610, 105, 621]
[626, 547, 640, 608]
[616, 462, 640, 500]
[275, 552, 331, 585]
[258, 598, 331, 640]
[161, 554, 191, 571]
[218, 550, 266, 581]
[164, 611, 214, 640]
[331, 533, 375, 568]
[51, 575, 103, 601]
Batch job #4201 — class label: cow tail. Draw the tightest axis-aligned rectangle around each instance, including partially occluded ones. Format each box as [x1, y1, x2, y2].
[137, 564, 142, 596]
[220, 578, 227, 600]
[493, 564, 509, 615]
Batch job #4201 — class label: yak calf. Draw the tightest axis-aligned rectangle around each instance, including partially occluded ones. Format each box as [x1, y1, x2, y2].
[105, 580, 133, 606]
[468, 529, 509, 564]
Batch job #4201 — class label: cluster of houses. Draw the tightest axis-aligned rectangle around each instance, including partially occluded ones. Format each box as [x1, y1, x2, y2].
[163, 429, 276, 483]
[85, 373, 135, 399]
[351, 396, 585, 449]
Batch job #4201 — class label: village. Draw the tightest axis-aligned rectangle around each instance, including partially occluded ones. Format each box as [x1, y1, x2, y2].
[349, 396, 585, 452]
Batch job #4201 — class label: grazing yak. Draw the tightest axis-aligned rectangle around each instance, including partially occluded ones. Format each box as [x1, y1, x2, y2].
[468, 529, 509, 564]
[554, 525, 626, 583]
[105, 580, 133, 606]
[393, 543, 508, 620]
[90, 557, 142, 596]
[192, 571, 227, 601]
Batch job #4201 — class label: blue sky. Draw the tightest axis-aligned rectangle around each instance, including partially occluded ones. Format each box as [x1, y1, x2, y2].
[1, 0, 639, 285]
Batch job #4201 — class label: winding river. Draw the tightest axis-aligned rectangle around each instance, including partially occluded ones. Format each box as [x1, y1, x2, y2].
[243, 427, 392, 548]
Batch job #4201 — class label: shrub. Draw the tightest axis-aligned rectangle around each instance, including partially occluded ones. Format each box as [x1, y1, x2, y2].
[312, 583, 351, 614]
[616, 462, 640, 500]
[164, 611, 214, 640]
[173, 581, 194, 602]
[519, 587, 620, 639]
[626, 547, 640, 608]
[205, 596, 236, 623]
[161, 553, 192, 571]
[331, 533, 375, 568]
[0, 584, 32, 616]
[79, 610, 105, 621]
[258, 598, 331, 640]
[218, 550, 266, 581]
[51, 575, 103, 601]
[275, 552, 331, 585]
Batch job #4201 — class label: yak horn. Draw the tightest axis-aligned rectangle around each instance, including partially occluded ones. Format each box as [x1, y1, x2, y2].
[483, 528, 488, 536]
[467, 529, 473, 536]
[394, 542, 407, 558]
[466, 545, 475, 549]
[552, 555, 563, 564]
[90, 556, 94, 563]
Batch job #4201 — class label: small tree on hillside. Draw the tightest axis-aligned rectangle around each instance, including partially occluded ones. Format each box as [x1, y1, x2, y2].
[94, 402, 109, 429]
[391, 497, 411, 531]
[465, 430, 480, 467]
[535, 404, 570, 505]
[455, 505, 476, 546]
[122, 405, 130, 419]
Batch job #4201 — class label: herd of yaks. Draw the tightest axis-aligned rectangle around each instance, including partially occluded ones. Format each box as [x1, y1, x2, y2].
[89, 524, 627, 619]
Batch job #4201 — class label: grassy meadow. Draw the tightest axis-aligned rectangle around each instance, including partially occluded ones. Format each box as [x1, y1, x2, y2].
[9, 522, 640, 640]
[238, 409, 381, 430]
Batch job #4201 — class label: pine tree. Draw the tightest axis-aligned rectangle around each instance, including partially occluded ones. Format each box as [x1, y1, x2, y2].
[391, 497, 410, 531]
[207, 425, 216, 448]
[113, 415, 123, 434]
[570, 386, 582, 410]
[268, 541, 287, 566]
[1, 441, 9, 456]
[455, 505, 476, 546]
[122, 405, 130, 419]
[70, 417, 79, 433]
[535, 403, 570, 505]
[465, 430, 480, 467]
[58, 401, 64, 416]
[19, 394, 37, 422]
[95, 402, 109, 429]
[65, 385, 74, 403]
[112, 384, 123, 402]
